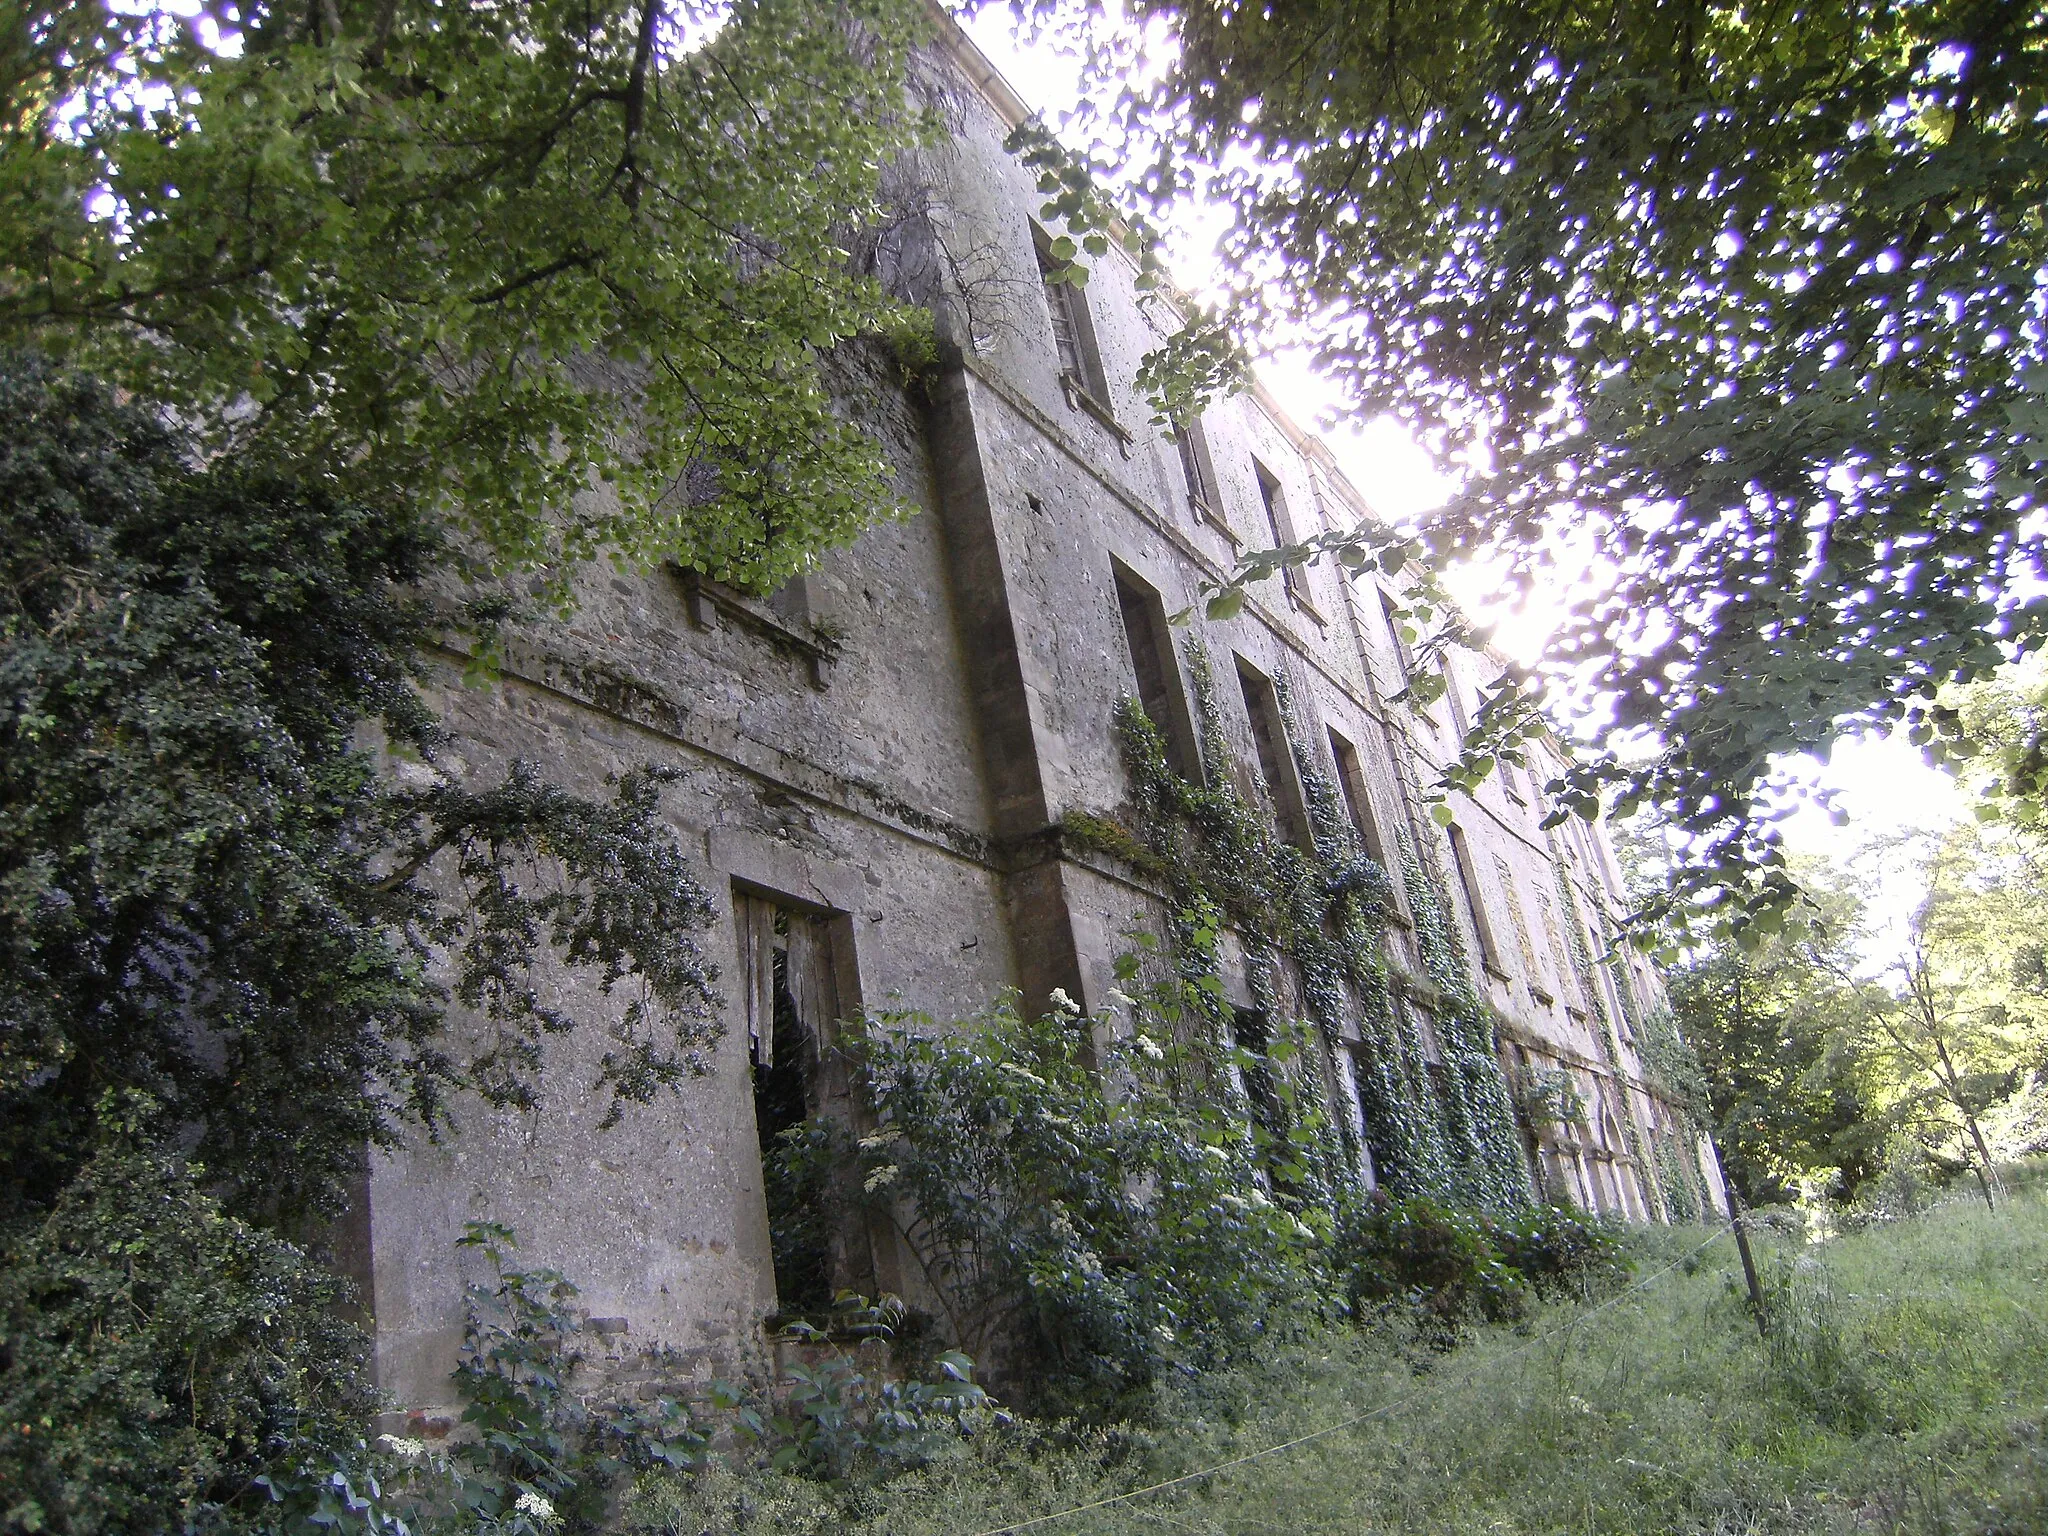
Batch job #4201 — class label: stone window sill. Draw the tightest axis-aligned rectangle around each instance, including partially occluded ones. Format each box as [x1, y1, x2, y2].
[1060, 371, 1134, 456]
[1286, 580, 1328, 627]
[672, 569, 841, 690]
[1190, 495, 1241, 547]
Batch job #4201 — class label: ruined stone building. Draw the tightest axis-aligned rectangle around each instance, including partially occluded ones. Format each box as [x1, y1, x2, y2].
[355, 14, 1727, 1416]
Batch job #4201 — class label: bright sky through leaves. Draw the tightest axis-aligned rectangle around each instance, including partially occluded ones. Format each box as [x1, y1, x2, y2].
[960, 1, 1968, 922]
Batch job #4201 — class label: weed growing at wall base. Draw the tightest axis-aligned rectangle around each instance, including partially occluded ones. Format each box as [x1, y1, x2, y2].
[620, 1177, 2048, 1536]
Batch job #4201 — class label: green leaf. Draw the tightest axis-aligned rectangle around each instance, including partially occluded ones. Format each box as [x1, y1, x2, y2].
[1206, 587, 1246, 621]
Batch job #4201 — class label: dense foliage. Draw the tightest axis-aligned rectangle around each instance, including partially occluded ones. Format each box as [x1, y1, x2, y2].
[803, 996, 1330, 1414]
[0, 1104, 372, 1535]
[1832, 823, 2048, 1205]
[0, 354, 729, 1529]
[1665, 875, 1882, 1207]
[770, 993, 1633, 1418]
[1668, 827, 2048, 1212]
[3, 0, 935, 588]
[0, 356, 720, 1229]
[1336, 1194, 1631, 1332]
[622, 1179, 2048, 1536]
[1032, 0, 2048, 932]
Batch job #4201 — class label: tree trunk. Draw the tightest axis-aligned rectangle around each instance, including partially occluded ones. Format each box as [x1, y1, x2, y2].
[1963, 1111, 1998, 1212]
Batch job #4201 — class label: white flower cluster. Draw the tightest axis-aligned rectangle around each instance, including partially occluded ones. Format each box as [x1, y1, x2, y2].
[515, 1488, 559, 1526]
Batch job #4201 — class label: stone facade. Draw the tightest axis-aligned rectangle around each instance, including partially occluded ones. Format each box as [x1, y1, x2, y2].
[351, 17, 1727, 1419]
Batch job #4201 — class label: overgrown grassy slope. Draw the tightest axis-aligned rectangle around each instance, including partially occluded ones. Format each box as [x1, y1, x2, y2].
[627, 1182, 2048, 1535]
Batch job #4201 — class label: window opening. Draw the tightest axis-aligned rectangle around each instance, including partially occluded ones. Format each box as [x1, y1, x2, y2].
[1494, 856, 1541, 987]
[1236, 657, 1308, 847]
[1035, 226, 1109, 405]
[1379, 588, 1415, 688]
[1252, 457, 1312, 608]
[1536, 891, 1578, 1005]
[1407, 998, 1455, 1113]
[1231, 1008, 1293, 1183]
[1114, 563, 1200, 780]
[738, 892, 842, 1315]
[1335, 1045, 1379, 1189]
[1446, 824, 1504, 973]
[1444, 663, 1470, 741]
[1173, 413, 1220, 518]
[1325, 726, 1387, 868]
[1502, 757, 1527, 804]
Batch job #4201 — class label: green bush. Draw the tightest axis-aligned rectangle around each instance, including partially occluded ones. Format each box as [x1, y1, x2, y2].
[782, 996, 1330, 1415]
[1335, 1195, 1632, 1331]
[0, 1101, 372, 1536]
[1491, 1203, 1635, 1299]
[1336, 1195, 1531, 1327]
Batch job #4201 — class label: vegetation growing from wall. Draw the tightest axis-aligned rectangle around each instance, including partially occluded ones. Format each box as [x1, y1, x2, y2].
[0, 355, 733, 1529]
[765, 994, 1623, 1420]
[825, 995, 1329, 1414]
[1067, 638, 1530, 1215]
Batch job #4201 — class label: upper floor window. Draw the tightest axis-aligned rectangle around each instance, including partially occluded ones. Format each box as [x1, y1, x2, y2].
[1326, 726, 1388, 869]
[1173, 413, 1221, 521]
[1034, 225, 1110, 409]
[1252, 457, 1314, 611]
[1113, 561, 1201, 781]
[1379, 588, 1415, 688]
[1236, 656, 1309, 848]
[1444, 661, 1471, 741]
[1446, 822, 1506, 976]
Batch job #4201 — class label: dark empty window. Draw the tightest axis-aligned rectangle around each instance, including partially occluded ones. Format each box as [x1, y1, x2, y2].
[1253, 458, 1312, 608]
[1326, 726, 1387, 868]
[1114, 563, 1199, 780]
[1035, 226, 1109, 404]
[738, 891, 844, 1316]
[1232, 1008, 1294, 1187]
[1236, 657, 1308, 847]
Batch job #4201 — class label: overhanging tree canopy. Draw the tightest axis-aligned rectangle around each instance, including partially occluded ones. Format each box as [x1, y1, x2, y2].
[1052, 0, 2048, 933]
[3, 0, 934, 588]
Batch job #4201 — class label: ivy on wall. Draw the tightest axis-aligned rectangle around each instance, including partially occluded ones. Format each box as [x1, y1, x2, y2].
[1631, 1003, 1719, 1221]
[1546, 847, 1664, 1219]
[1067, 637, 1531, 1218]
[1545, 840, 1716, 1222]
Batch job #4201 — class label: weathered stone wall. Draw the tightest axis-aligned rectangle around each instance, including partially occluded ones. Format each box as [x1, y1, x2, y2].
[356, 16, 1718, 1421]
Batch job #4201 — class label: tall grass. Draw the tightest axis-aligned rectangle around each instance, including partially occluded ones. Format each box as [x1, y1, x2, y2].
[623, 1180, 2048, 1535]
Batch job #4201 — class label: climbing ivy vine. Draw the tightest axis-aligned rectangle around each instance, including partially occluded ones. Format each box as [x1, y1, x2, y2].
[1545, 844, 1715, 1223]
[1545, 845, 1664, 1219]
[1066, 638, 1530, 1219]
